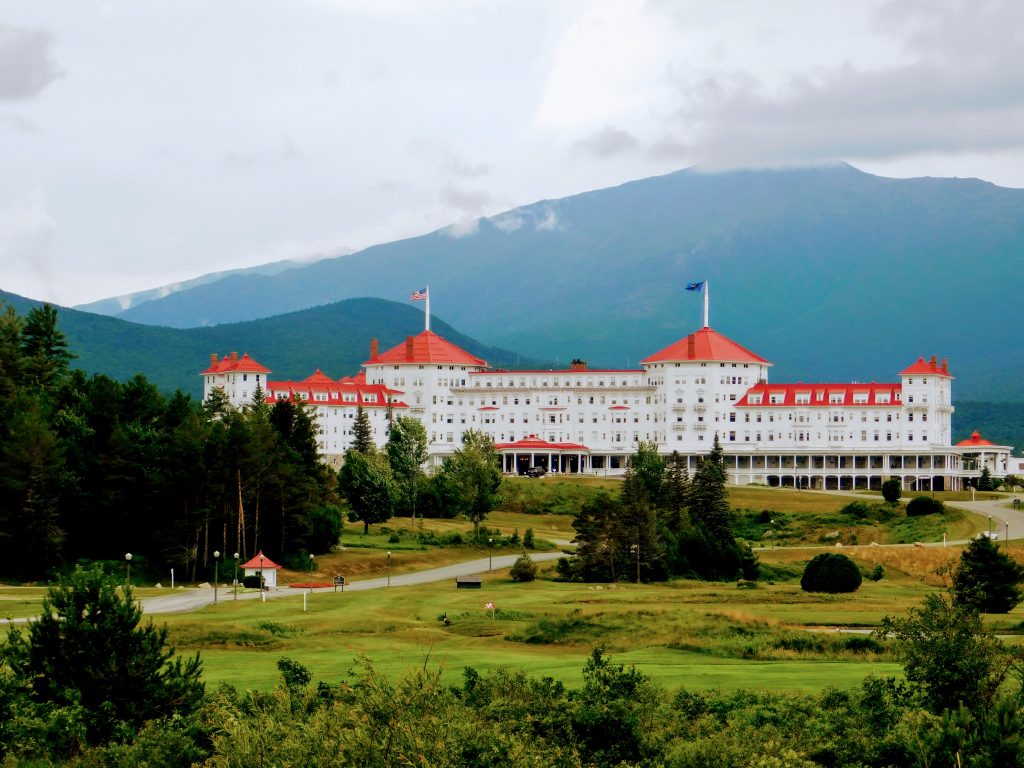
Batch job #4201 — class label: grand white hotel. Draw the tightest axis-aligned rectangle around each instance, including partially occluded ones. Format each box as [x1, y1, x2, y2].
[201, 320, 1011, 492]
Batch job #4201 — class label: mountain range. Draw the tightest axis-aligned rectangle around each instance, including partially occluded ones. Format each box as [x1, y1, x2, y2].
[80, 164, 1024, 402]
[0, 290, 534, 397]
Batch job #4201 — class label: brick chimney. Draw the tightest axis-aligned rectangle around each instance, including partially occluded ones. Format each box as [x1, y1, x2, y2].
[930, 354, 937, 370]
[687, 335, 696, 358]
[230, 351, 238, 364]
[570, 359, 587, 372]
[941, 357, 949, 374]
[405, 335, 414, 361]
[210, 353, 218, 367]
[370, 338, 379, 359]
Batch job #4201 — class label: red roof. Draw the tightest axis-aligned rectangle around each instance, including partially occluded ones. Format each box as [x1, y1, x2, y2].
[958, 430, 995, 447]
[494, 434, 590, 452]
[900, 356, 953, 378]
[200, 352, 271, 375]
[240, 551, 282, 570]
[641, 327, 770, 365]
[267, 375, 408, 410]
[736, 382, 902, 408]
[303, 369, 336, 386]
[366, 331, 488, 367]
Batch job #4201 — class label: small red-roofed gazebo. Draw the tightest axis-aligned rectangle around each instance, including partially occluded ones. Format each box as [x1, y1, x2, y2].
[240, 551, 282, 588]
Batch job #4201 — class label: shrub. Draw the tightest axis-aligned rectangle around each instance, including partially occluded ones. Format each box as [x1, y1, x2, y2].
[870, 564, 885, 581]
[881, 479, 902, 504]
[523, 528, 535, 549]
[840, 501, 874, 519]
[510, 553, 538, 582]
[906, 496, 944, 516]
[801, 553, 863, 593]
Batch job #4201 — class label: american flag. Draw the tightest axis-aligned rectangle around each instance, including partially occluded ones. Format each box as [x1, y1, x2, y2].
[484, 601, 494, 610]
[410, 287, 428, 301]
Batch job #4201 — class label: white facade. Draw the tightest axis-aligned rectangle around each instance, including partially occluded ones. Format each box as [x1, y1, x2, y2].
[202, 326, 1005, 491]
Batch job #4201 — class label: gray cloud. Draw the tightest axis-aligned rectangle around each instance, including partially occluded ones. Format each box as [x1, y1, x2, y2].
[572, 125, 640, 157]
[668, 0, 1024, 169]
[439, 151, 491, 178]
[0, 26, 61, 101]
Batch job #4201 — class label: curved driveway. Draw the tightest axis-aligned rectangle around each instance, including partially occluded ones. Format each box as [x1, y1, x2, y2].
[136, 551, 566, 616]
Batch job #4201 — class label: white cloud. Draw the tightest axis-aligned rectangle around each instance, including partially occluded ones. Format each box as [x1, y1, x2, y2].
[491, 213, 524, 233]
[535, 208, 560, 231]
[0, 193, 58, 297]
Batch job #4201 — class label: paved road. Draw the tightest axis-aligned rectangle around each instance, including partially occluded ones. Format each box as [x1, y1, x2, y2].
[135, 551, 566, 616]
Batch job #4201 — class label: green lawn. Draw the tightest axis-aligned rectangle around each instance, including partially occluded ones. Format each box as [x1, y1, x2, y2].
[156, 567, 969, 693]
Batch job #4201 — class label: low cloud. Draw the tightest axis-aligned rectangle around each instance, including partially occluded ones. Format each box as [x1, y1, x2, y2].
[0, 112, 39, 133]
[572, 125, 640, 157]
[0, 26, 62, 101]
[442, 217, 481, 239]
[535, 207, 560, 231]
[491, 212, 524, 232]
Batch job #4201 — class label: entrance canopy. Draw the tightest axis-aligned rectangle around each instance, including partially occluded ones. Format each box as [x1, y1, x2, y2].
[495, 434, 591, 475]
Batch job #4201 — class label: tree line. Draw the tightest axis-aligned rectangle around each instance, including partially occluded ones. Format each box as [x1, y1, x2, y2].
[0, 302, 340, 581]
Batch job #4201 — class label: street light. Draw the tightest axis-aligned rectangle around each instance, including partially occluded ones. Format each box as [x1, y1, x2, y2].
[213, 551, 220, 605]
[125, 553, 132, 586]
[233, 552, 239, 600]
[488, 537, 493, 571]
[259, 553, 265, 603]
[387, 551, 391, 587]
[309, 554, 315, 595]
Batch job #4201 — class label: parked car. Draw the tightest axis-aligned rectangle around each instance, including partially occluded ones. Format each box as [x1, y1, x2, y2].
[525, 466, 547, 478]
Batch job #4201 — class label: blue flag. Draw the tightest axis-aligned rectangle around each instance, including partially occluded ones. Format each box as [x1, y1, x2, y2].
[686, 282, 704, 291]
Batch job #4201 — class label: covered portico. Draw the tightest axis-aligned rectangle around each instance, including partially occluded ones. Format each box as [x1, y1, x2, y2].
[495, 434, 591, 475]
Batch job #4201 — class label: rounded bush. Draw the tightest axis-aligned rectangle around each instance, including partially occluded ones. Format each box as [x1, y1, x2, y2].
[800, 553, 862, 593]
[510, 553, 538, 582]
[906, 496, 944, 516]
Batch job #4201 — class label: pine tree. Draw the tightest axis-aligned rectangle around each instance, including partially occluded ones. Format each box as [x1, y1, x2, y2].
[620, 466, 662, 582]
[1, 567, 204, 746]
[688, 434, 733, 543]
[20, 303, 74, 389]
[351, 405, 375, 454]
[662, 451, 690, 533]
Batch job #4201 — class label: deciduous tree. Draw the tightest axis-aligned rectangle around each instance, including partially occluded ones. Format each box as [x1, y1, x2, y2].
[952, 535, 1024, 613]
[441, 430, 501, 539]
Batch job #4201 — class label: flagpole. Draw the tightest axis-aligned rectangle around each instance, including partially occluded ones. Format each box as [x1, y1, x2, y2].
[703, 281, 709, 328]
[425, 286, 430, 332]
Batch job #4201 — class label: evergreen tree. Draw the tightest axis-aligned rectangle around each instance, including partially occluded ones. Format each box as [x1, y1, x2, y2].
[662, 451, 690, 533]
[977, 467, 994, 492]
[688, 434, 733, 543]
[1, 567, 204, 746]
[570, 491, 622, 581]
[19, 303, 73, 389]
[620, 466, 662, 582]
[952, 535, 1024, 613]
[351, 405, 375, 454]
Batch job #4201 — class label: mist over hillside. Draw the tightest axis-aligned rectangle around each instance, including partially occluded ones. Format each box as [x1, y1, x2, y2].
[92, 165, 1024, 401]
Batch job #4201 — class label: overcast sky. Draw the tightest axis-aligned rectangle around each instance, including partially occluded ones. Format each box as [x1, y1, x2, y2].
[3, 0, 1023, 307]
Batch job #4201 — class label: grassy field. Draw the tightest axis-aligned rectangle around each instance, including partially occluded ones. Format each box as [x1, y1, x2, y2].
[0, 482, 1008, 696]
[162, 567, 922, 693]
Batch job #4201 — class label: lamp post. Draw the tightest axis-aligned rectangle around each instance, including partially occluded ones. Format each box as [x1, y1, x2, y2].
[309, 554, 315, 594]
[233, 553, 239, 600]
[488, 537, 493, 571]
[259, 553, 265, 603]
[213, 551, 220, 605]
[125, 552, 132, 587]
[386, 551, 391, 587]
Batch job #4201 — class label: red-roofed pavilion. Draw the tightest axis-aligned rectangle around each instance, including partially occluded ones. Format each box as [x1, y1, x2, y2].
[494, 434, 591, 475]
